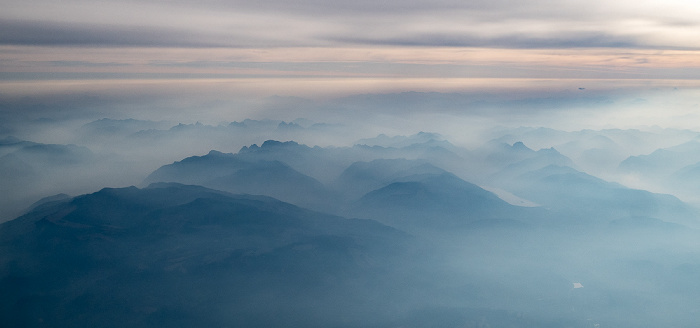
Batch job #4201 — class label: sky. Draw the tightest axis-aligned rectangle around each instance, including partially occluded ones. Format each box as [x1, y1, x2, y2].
[1, 0, 700, 129]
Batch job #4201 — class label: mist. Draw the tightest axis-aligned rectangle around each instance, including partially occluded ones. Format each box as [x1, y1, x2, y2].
[3, 78, 700, 327]
[2, 79, 699, 215]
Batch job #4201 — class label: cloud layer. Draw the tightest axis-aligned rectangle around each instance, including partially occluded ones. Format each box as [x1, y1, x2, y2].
[2, 0, 700, 49]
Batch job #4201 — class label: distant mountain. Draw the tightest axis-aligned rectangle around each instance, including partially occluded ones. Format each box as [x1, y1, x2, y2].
[228, 118, 284, 129]
[144, 150, 250, 185]
[23, 193, 72, 212]
[143, 149, 334, 211]
[237, 140, 352, 183]
[332, 158, 448, 201]
[205, 160, 333, 211]
[489, 127, 696, 157]
[501, 165, 698, 226]
[469, 141, 576, 186]
[0, 136, 38, 157]
[239, 139, 468, 184]
[0, 183, 419, 328]
[349, 172, 541, 233]
[555, 134, 625, 175]
[144, 138, 481, 216]
[467, 141, 541, 179]
[618, 140, 700, 179]
[146, 137, 467, 190]
[356, 132, 455, 150]
[3, 182, 629, 327]
[487, 127, 700, 180]
[6, 133, 700, 327]
[489, 144, 575, 182]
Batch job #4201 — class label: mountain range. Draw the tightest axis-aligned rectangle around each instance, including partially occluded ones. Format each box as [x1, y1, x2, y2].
[4, 128, 700, 327]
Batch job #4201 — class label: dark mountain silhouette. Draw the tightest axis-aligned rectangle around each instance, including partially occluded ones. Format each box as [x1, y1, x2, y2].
[3, 181, 700, 327]
[0, 183, 422, 328]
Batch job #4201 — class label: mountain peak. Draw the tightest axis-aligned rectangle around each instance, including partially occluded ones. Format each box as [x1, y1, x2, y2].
[237, 140, 312, 154]
[0, 136, 25, 145]
[207, 150, 225, 156]
[512, 141, 530, 151]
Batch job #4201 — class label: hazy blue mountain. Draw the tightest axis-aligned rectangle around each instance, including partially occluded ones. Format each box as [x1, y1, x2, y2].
[2, 182, 651, 327]
[144, 140, 551, 225]
[277, 121, 303, 131]
[0, 136, 38, 157]
[237, 139, 465, 184]
[143, 141, 477, 217]
[143, 150, 333, 211]
[5, 136, 700, 327]
[205, 160, 333, 211]
[0, 135, 31, 146]
[144, 150, 251, 185]
[356, 132, 455, 150]
[23, 193, 72, 212]
[501, 165, 698, 226]
[333, 158, 448, 201]
[489, 127, 695, 156]
[0, 183, 425, 328]
[555, 134, 626, 176]
[487, 128, 700, 182]
[350, 139, 477, 185]
[349, 172, 543, 233]
[237, 140, 352, 183]
[618, 140, 700, 178]
[229, 118, 284, 129]
[490, 145, 575, 182]
[614, 139, 700, 200]
[491, 126, 567, 143]
[467, 141, 540, 178]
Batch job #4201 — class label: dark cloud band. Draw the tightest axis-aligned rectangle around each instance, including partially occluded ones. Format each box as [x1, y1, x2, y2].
[0, 20, 224, 47]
